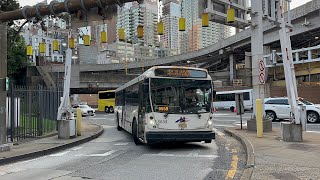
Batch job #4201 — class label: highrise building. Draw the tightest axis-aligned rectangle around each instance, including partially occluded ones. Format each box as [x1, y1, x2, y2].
[160, 0, 181, 53]
[180, 0, 231, 53]
[116, 0, 158, 46]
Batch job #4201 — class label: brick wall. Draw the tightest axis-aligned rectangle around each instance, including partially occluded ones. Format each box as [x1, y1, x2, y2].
[270, 86, 320, 104]
[79, 94, 98, 107]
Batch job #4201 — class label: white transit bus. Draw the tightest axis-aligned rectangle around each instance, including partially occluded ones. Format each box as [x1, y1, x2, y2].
[212, 89, 253, 112]
[114, 66, 215, 145]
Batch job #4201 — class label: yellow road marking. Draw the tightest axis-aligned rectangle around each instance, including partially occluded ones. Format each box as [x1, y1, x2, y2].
[225, 149, 239, 180]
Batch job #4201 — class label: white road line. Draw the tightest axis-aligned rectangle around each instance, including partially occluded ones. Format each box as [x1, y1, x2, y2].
[91, 118, 107, 120]
[83, 150, 117, 157]
[306, 131, 320, 133]
[72, 147, 83, 151]
[102, 125, 116, 128]
[50, 151, 71, 157]
[213, 127, 225, 136]
[114, 143, 129, 146]
[146, 153, 218, 159]
[213, 119, 237, 122]
[214, 124, 235, 127]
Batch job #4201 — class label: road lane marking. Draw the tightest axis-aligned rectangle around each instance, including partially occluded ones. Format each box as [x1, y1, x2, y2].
[50, 151, 71, 157]
[225, 149, 239, 180]
[114, 143, 129, 146]
[145, 153, 218, 159]
[72, 147, 83, 151]
[306, 131, 320, 133]
[76, 150, 117, 157]
[213, 127, 225, 136]
[214, 125, 235, 127]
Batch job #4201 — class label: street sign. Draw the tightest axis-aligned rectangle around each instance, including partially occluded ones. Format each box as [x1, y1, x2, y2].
[259, 59, 265, 84]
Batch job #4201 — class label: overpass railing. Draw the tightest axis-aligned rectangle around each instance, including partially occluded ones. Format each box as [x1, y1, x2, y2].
[264, 45, 320, 67]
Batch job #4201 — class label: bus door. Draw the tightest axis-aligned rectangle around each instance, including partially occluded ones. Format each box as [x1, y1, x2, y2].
[121, 90, 126, 127]
[137, 81, 148, 139]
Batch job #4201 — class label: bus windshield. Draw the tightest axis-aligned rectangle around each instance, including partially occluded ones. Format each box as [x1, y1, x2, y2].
[150, 78, 212, 114]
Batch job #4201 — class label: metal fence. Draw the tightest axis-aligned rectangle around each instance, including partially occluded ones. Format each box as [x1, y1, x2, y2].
[6, 85, 62, 142]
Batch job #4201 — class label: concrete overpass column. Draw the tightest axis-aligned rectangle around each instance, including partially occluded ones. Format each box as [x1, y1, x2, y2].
[229, 54, 236, 85]
[247, 0, 272, 132]
[245, 52, 252, 86]
[71, 64, 80, 89]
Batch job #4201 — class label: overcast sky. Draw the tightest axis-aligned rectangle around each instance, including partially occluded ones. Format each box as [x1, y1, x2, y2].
[18, 0, 312, 9]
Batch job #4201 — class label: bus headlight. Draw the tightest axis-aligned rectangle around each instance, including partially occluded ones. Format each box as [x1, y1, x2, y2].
[149, 119, 155, 125]
[207, 120, 213, 126]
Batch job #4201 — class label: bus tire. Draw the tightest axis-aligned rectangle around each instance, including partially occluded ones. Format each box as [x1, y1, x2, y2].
[230, 106, 235, 112]
[132, 120, 142, 145]
[109, 106, 114, 113]
[105, 106, 109, 113]
[116, 115, 122, 131]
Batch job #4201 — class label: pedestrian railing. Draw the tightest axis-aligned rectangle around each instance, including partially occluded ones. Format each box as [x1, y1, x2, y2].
[6, 85, 62, 142]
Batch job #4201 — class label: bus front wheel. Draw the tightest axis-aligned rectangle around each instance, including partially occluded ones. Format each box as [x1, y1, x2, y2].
[105, 106, 109, 113]
[116, 115, 122, 131]
[132, 120, 143, 145]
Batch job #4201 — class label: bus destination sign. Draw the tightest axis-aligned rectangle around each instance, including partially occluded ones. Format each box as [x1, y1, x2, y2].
[155, 68, 207, 78]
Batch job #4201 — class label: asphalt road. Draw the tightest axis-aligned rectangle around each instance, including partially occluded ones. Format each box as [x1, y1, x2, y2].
[0, 113, 246, 180]
[213, 111, 320, 132]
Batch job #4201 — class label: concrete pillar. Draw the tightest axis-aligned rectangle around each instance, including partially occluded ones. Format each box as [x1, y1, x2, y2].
[229, 54, 236, 85]
[0, 23, 7, 145]
[247, 1, 272, 132]
[245, 52, 252, 86]
[71, 64, 80, 89]
[251, 1, 266, 117]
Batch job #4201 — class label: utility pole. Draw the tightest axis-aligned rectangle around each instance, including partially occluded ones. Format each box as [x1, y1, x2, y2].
[0, 23, 7, 146]
[247, 0, 272, 132]
[251, 1, 265, 114]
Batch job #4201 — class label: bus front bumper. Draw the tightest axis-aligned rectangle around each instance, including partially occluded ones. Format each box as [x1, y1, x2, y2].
[145, 131, 215, 144]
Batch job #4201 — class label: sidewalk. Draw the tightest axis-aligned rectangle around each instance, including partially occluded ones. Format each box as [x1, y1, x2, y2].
[0, 121, 104, 165]
[226, 127, 320, 180]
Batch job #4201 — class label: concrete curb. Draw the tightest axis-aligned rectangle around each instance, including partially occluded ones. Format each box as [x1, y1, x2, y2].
[224, 129, 255, 180]
[0, 123, 104, 166]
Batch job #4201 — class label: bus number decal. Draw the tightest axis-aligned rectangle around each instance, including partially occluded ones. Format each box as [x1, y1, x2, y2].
[157, 120, 168, 124]
[158, 106, 169, 112]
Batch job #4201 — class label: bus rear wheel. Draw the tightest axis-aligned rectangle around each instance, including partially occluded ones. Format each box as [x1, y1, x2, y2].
[109, 106, 114, 113]
[105, 106, 109, 113]
[132, 120, 143, 145]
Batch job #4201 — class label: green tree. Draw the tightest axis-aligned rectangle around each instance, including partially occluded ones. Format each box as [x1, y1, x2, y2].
[1, 0, 28, 79]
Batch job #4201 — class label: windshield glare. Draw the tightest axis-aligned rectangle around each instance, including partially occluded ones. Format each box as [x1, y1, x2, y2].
[150, 78, 212, 114]
[299, 99, 313, 105]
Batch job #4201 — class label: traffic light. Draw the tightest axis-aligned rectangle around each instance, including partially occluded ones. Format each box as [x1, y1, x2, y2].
[157, 21, 164, 35]
[179, 17, 186, 31]
[69, 38, 75, 49]
[27, 45, 33, 56]
[84, 35, 90, 46]
[101, 31, 107, 43]
[227, 7, 235, 23]
[202, 13, 209, 27]
[53, 39, 59, 51]
[137, 25, 144, 38]
[39, 42, 46, 53]
[118, 28, 125, 41]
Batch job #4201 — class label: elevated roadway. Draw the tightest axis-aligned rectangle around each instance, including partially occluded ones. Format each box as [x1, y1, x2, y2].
[48, 0, 320, 73]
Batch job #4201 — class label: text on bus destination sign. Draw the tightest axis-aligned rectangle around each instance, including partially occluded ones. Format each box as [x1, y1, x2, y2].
[154, 68, 207, 78]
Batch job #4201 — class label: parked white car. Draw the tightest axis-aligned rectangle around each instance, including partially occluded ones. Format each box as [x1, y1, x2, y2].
[72, 104, 95, 117]
[264, 97, 320, 123]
